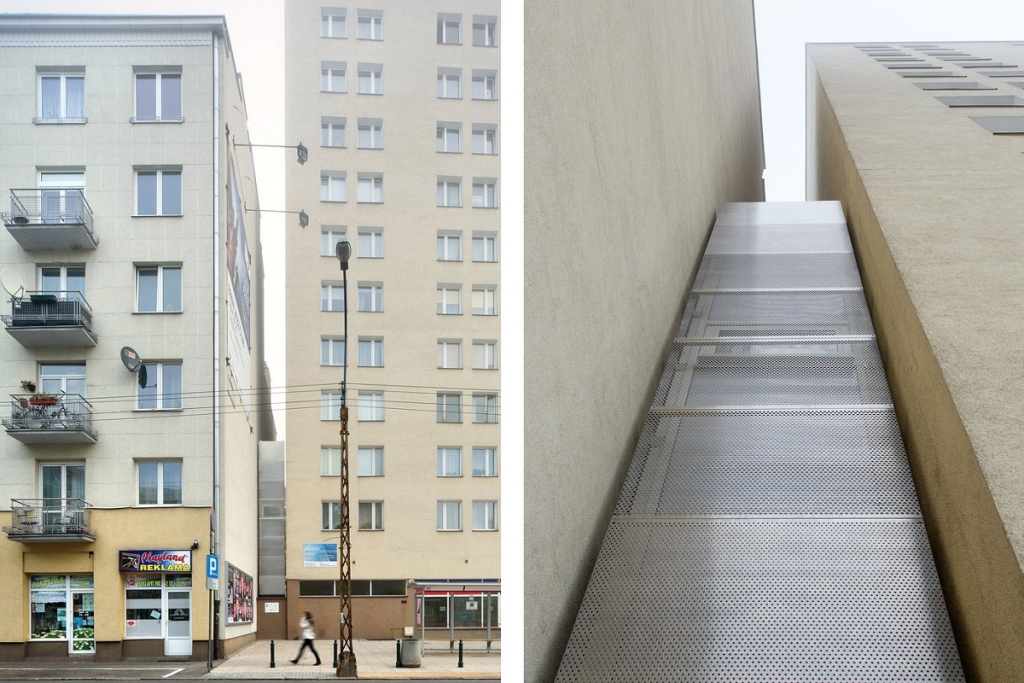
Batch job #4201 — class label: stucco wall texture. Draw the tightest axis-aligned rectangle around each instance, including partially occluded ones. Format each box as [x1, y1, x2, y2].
[808, 43, 1024, 682]
[524, 2, 764, 681]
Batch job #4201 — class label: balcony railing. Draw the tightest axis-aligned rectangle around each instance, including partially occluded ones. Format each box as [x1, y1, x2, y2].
[2, 394, 97, 444]
[1, 188, 98, 251]
[2, 291, 97, 346]
[2, 498, 95, 542]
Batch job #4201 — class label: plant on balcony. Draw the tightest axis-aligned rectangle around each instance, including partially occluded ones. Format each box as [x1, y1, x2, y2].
[28, 394, 59, 406]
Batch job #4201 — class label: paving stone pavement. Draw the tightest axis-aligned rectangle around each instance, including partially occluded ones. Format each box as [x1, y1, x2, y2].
[205, 639, 500, 679]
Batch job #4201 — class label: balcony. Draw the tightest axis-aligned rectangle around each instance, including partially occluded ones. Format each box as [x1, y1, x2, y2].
[1, 188, 98, 251]
[2, 498, 95, 543]
[2, 394, 97, 444]
[3, 292, 97, 347]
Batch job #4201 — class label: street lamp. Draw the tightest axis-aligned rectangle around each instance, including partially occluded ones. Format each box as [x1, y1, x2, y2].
[335, 239, 356, 677]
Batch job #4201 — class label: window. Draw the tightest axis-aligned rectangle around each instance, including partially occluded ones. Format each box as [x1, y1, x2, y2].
[137, 265, 182, 313]
[358, 338, 384, 367]
[321, 8, 347, 38]
[321, 337, 346, 366]
[473, 234, 497, 262]
[473, 448, 497, 477]
[472, 126, 497, 154]
[473, 16, 497, 46]
[437, 447, 462, 476]
[137, 460, 182, 505]
[437, 14, 462, 44]
[358, 391, 384, 421]
[321, 447, 341, 475]
[357, 119, 383, 149]
[437, 393, 461, 423]
[134, 72, 182, 122]
[359, 501, 384, 530]
[473, 501, 498, 530]
[39, 264, 86, 300]
[136, 170, 182, 216]
[321, 283, 346, 311]
[437, 501, 461, 530]
[321, 117, 346, 147]
[358, 447, 384, 476]
[437, 123, 461, 153]
[357, 174, 383, 203]
[357, 10, 383, 40]
[473, 180, 497, 208]
[472, 71, 497, 100]
[437, 179, 462, 207]
[321, 62, 347, 92]
[321, 392, 342, 420]
[39, 364, 86, 398]
[38, 72, 85, 122]
[437, 69, 462, 98]
[321, 172, 347, 202]
[473, 394, 498, 423]
[438, 340, 462, 369]
[437, 285, 462, 314]
[472, 286, 497, 315]
[473, 341, 497, 369]
[358, 228, 383, 258]
[357, 63, 383, 95]
[357, 283, 383, 312]
[137, 363, 182, 410]
[437, 233, 462, 261]
[38, 171, 85, 224]
[322, 501, 341, 530]
[321, 227, 347, 256]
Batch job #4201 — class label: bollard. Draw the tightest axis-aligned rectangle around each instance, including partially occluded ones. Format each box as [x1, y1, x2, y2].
[396, 639, 402, 667]
[333, 639, 339, 668]
[270, 639, 276, 669]
[458, 639, 464, 668]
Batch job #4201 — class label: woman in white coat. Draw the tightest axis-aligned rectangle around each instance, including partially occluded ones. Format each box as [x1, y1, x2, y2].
[291, 611, 321, 665]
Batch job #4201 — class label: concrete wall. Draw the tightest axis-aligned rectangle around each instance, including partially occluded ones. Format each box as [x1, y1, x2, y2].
[807, 43, 1024, 682]
[523, 2, 764, 680]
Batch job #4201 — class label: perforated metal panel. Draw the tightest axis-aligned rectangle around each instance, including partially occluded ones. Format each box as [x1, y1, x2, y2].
[678, 290, 874, 337]
[692, 254, 863, 289]
[653, 339, 892, 407]
[555, 520, 964, 683]
[556, 202, 964, 682]
[615, 409, 919, 517]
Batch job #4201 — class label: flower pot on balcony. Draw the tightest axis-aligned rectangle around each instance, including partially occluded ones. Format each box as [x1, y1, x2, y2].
[29, 396, 59, 406]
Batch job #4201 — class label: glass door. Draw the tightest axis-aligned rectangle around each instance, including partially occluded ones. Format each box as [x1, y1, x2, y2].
[70, 591, 95, 652]
[41, 463, 84, 532]
[38, 172, 84, 224]
[164, 590, 192, 656]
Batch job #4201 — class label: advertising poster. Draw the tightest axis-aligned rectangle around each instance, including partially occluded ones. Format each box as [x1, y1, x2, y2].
[303, 543, 338, 568]
[226, 563, 254, 624]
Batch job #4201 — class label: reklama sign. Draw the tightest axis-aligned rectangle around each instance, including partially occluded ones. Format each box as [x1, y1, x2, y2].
[118, 550, 192, 573]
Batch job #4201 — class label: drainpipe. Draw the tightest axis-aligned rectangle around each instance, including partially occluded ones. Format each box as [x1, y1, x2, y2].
[211, 30, 223, 661]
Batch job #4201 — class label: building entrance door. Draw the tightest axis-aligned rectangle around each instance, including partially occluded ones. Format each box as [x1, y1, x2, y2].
[70, 590, 95, 653]
[164, 590, 192, 656]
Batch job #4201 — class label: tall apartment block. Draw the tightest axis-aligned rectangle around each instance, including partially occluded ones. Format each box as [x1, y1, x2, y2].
[0, 15, 271, 661]
[280, 0, 500, 641]
[808, 41, 1024, 681]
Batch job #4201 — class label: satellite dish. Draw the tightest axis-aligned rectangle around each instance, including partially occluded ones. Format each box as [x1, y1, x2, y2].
[120, 346, 149, 388]
[0, 269, 25, 300]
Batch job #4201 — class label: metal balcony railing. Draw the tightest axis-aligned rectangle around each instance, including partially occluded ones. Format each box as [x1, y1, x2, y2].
[3, 291, 94, 329]
[2, 498, 95, 540]
[2, 393, 97, 440]
[1, 188, 94, 234]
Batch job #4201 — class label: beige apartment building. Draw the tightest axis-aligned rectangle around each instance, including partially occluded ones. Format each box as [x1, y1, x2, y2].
[279, 0, 500, 642]
[808, 41, 1024, 681]
[0, 15, 271, 661]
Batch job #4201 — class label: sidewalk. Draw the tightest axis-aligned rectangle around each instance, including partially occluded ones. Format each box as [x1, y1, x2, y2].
[205, 639, 500, 679]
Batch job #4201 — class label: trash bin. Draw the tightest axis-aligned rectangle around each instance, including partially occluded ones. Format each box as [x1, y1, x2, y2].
[400, 638, 422, 667]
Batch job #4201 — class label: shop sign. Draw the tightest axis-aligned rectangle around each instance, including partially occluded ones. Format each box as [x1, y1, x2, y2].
[125, 574, 163, 588]
[30, 575, 66, 590]
[119, 550, 192, 573]
[166, 575, 192, 588]
[70, 575, 94, 589]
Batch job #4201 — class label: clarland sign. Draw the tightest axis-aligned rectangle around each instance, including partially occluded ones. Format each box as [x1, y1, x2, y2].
[118, 550, 193, 573]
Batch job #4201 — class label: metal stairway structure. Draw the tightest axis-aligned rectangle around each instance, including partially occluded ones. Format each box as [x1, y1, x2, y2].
[555, 202, 965, 682]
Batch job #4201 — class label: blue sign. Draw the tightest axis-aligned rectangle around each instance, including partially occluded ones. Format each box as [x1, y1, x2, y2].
[303, 543, 338, 568]
[207, 554, 220, 579]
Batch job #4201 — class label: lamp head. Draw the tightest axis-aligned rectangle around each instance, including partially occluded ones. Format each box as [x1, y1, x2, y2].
[336, 240, 352, 271]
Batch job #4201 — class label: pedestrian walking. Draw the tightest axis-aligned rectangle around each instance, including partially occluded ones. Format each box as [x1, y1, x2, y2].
[291, 611, 321, 665]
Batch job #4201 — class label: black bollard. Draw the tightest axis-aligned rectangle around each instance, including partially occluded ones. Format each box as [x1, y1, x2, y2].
[333, 639, 338, 668]
[458, 639, 464, 668]
[396, 639, 402, 667]
[270, 639, 275, 669]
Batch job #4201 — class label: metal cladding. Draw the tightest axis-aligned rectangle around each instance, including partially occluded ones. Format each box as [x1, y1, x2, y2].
[555, 202, 965, 683]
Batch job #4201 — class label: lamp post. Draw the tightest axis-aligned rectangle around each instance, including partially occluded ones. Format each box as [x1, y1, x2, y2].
[335, 239, 356, 677]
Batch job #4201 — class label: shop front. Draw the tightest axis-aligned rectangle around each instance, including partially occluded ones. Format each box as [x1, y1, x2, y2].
[28, 574, 95, 654]
[120, 550, 193, 657]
